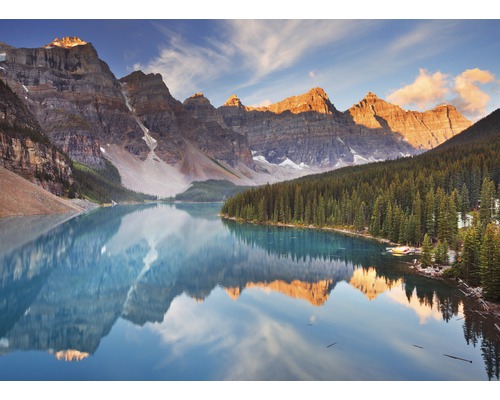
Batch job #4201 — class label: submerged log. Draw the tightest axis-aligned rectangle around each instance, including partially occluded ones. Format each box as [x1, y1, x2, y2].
[443, 354, 473, 363]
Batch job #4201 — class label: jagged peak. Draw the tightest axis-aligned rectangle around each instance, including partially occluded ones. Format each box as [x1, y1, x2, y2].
[265, 87, 337, 115]
[183, 92, 213, 109]
[363, 92, 381, 102]
[43, 37, 88, 49]
[223, 94, 245, 108]
[307, 87, 329, 97]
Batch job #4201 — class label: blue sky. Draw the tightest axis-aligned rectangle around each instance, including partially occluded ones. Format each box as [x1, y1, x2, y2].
[1, 4, 499, 121]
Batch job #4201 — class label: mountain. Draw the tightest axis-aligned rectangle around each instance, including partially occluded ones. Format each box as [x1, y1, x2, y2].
[346, 92, 472, 150]
[0, 37, 473, 199]
[219, 88, 419, 169]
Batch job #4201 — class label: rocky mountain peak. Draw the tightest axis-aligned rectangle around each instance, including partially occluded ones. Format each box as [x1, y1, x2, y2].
[223, 94, 245, 108]
[183, 92, 214, 110]
[265, 87, 338, 115]
[364, 91, 380, 101]
[43, 37, 88, 49]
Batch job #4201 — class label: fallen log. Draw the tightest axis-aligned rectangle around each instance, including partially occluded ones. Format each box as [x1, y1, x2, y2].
[443, 354, 473, 363]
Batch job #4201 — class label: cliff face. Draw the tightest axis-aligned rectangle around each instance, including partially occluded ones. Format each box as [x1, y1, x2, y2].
[0, 40, 145, 167]
[0, 79, 75, 196]
[347, 92, 472, 150]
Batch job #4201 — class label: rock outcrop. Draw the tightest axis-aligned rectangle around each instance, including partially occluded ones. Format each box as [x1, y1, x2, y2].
[0, 79, 75, 197]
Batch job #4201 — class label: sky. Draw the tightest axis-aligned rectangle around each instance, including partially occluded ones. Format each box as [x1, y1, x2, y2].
[1, 2, 499, 121]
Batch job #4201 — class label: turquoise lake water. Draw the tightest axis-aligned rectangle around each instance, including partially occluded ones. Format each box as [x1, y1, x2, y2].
[0, 203, 498, 380]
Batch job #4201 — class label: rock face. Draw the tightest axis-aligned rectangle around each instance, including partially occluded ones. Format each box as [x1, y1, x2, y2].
[0, 79, 75, 197]
[265, 87, 341, 116]
[347, 92, 472, 150]
[219, 90, 416, 167]
[0, 39, 145, 168]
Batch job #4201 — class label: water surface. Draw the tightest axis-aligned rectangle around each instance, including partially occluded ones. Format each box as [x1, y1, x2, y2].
[0, 203, 499, 380]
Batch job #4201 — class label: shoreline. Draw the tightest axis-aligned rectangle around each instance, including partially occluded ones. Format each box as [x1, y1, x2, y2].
[219, 213, 401, 246]
[220, 213, 500, 322]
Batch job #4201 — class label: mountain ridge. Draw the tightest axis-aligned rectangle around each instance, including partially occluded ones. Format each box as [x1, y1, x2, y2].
[0, 37, 473, 200]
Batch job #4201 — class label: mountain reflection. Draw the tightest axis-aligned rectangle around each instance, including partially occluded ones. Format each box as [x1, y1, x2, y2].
[0, 203, 498, 379]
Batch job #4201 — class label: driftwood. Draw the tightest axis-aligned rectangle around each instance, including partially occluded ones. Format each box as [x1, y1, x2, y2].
[326, 342, 337, 348]
[495, 323, 500, 333]
[443, 354, 473, 363]
[412, 344, 424, 349]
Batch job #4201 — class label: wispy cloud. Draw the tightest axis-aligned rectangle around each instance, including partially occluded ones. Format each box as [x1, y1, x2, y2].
[133, 24, 232, 101]
[135, 20, 370, 102]
[387, 20, 461, 56]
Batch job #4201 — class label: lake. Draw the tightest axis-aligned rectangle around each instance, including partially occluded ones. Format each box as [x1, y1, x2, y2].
[0, 203, 499, 381]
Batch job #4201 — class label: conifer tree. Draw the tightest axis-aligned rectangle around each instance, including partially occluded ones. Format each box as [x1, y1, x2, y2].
[461, 225, 482, 286]
[479, 178, 496, 226]
[480, 223, 500, 301]
[421, 234, 433, 268]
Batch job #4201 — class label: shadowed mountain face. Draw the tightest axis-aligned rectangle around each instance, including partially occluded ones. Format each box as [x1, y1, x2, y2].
[0, 39, 471, 196]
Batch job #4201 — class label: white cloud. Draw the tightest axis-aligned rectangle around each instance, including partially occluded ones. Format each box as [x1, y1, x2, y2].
[387, 67, 495, 119]
[309, 71, 315, 78]
[452, 68, 494, 119]
[387, 68, 449, 110]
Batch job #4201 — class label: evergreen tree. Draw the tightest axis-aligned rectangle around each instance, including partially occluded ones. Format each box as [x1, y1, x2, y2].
[461, 225, 482, 286]
[434, 240, 449, 265]
[479, 177, 496, 226]
[421, 234, 433, 268]
[480, 224, 500, 301]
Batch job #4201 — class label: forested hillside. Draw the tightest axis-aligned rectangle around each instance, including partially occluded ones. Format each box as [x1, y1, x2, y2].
[222, 109, 500, 300]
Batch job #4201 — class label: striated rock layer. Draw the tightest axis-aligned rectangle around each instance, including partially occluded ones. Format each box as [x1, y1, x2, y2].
[0, 79, 75, 196]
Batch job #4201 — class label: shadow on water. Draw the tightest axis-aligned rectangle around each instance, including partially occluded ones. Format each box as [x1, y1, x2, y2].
[0, 203, 498, 379]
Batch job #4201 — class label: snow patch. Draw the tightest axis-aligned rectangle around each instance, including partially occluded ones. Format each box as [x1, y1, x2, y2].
[253, 155, 270, 164]
[337, 137, 345, 145]
[22, 85, 29, 93]
[279, 158, 308, 170]
[0, 53, 6, 62]
[353, 154, 369, 164]
[100, 146, 106, 154]
[0, 338, 8, 348]
[0, 66, 5, 70]
[101, 245, 106, 254]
